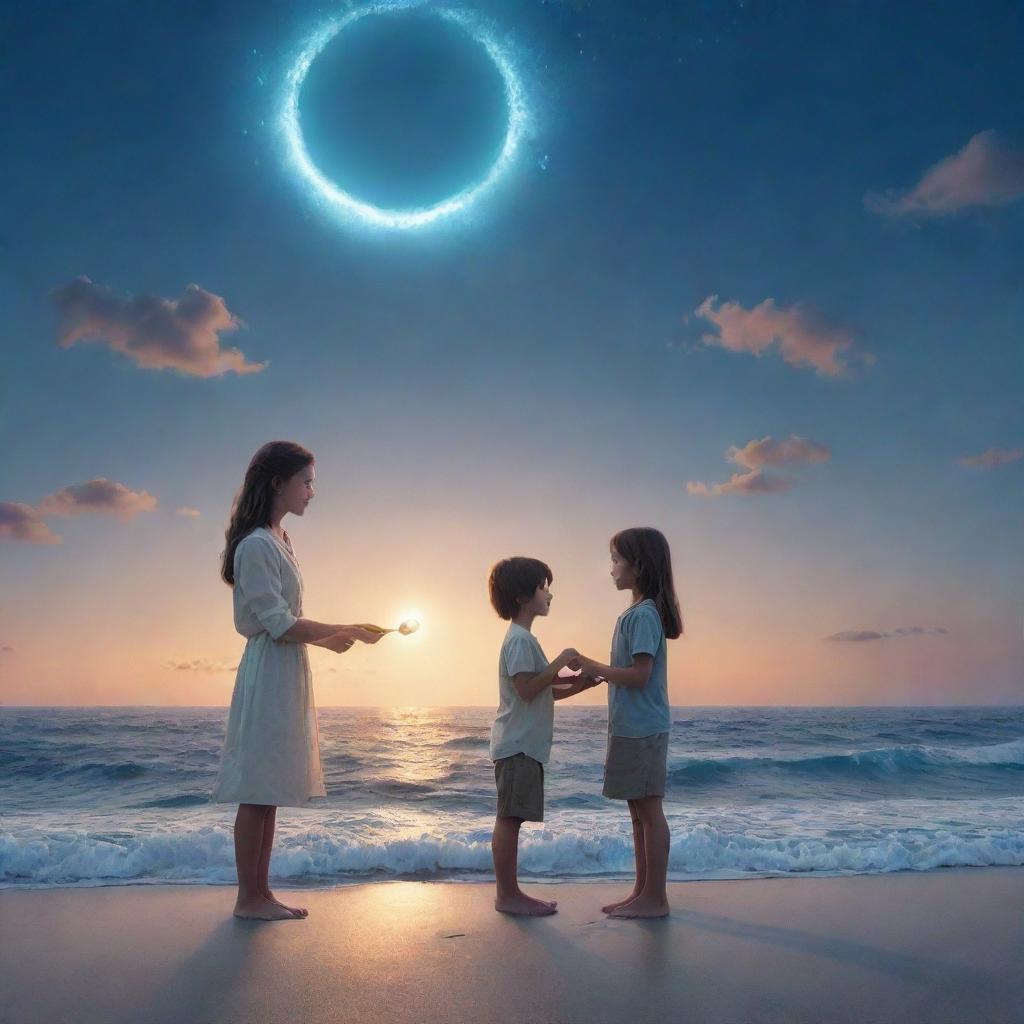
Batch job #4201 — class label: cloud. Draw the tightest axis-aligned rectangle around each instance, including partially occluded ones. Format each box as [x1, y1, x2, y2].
[316, 665, 380, 676]
[53, 277, 266, 378]
[688, 433, 830, 498]
[165, 658, 238, 673]
[693, 296, 869, 378]
[865, 130, 1024, 218]
[0, 502, 61, 545]
[1, 646, 14, 654]
[826, 627, 949, 643]
[175, 506, 202, 518]
[2, 479, 157, 543]
[686, 470, 793, 497]
[36, 479, 157, 522]
[957, 447, 1024, 469]
[727, 434, 832, 470]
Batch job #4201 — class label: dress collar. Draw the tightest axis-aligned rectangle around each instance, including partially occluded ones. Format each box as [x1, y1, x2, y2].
[258, 526, 298, 566]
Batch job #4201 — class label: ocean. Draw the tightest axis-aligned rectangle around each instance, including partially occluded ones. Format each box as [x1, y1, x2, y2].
[3, 705, 1024, 889]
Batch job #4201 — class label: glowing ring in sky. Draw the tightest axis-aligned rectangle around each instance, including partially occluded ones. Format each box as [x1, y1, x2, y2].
[280, 3, 529, 230]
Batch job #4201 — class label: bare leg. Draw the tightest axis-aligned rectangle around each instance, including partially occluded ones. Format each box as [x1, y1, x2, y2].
[257, 806, 307, 919]
[608, 796, 670, 918]
[232, 804, 297, 921]
[491, 816, 557, 916]
[602, 800, 646, 913]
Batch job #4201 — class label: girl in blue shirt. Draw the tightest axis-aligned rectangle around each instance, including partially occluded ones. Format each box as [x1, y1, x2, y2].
[575, 527, 683, 918]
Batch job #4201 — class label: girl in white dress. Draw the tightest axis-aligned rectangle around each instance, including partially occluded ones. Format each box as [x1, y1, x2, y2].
[212, 440, 383, 921]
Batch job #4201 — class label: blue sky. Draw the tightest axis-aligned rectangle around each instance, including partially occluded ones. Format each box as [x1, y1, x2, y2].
[1, 0, 1022, 705]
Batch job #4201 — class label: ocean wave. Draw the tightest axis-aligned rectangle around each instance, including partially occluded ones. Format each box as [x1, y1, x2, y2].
[952, 738, 1024, 764]
[439, 735, 488, 749]
[0, 751, 216, 786]
[367, 780, 438, 798]
[668, 737, 1024, 785]
[2, 759, 156, 782]
[131, 794, 212, 809]
[5, 820, 1024, 888]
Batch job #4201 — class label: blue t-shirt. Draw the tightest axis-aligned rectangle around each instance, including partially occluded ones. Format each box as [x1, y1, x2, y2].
[607, 599, 670, 737]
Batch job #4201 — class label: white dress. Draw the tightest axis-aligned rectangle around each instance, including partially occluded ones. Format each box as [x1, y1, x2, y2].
[211, 527, 326, 807]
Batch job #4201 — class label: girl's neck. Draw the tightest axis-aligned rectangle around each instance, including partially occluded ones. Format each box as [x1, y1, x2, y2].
[629, 587, 645, 606]
[267, 508, 286, 535]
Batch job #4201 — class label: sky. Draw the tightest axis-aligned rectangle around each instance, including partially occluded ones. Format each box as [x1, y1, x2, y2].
[1, 0, 1022, 707]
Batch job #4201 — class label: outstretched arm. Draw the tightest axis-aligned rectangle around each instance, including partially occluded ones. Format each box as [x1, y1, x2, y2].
[574, 653, 653, 689]
[513, 650, 580, 702]
[279, 619, 346, 644]
[553, 675, 603, 700]
[236, 538, 382, 650]
[279, 620, 383, 647]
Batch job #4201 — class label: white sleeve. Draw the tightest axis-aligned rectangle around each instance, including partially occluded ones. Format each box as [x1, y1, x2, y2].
[504, 635, 547, 677]
[236, 538, 298, 641]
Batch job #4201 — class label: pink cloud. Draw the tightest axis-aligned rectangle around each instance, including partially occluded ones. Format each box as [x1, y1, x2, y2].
[0, 502, 61, 545]
[826, 627, 949, 643]
[53, 277, 266, 378]
[175, 506, 202, 518]
[688, 433, 830, 498]
[694, 296, 868, 377]
[165, 658, 238, 673]
[957, 447, 1024, 469]
[686, 470, 793, 497]
[728, 434, 831, 470]
[2, 479, 158, 544]
[865, 130, 1024, 217]
[36, 479, 157, 522]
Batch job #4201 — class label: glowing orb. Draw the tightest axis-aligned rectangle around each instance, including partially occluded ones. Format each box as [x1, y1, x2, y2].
[397, 611, 423, 636]
[280, 3, 529, 230]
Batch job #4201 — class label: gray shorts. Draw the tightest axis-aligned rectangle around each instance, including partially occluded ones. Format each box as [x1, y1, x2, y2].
[602, 732, 669, 800]
[494, 752, 544, 822]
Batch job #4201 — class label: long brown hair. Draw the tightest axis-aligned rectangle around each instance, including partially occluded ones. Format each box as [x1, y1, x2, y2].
[611, 527, 683, 639]
[220, 441, 314, 585]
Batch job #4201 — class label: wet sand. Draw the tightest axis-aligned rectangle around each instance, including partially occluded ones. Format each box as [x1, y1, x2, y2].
[2, 868, 1023, 1023]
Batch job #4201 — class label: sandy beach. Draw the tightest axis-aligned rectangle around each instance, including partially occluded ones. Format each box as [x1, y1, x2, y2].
[2, 867, 1023, 1024]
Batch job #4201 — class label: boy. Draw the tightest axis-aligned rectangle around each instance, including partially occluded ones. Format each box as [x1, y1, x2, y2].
[487, 556, 600, 915]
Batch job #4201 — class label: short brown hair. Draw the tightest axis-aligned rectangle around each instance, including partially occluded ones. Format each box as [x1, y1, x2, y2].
[488, 556, 553, 620]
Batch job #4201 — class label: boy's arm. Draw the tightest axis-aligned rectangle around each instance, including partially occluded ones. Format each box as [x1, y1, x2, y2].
[512, 651, 576, 702]
[553, 675, 603, 700]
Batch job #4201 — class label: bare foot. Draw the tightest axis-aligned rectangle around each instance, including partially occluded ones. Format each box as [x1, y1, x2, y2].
[607, 898, 670, 919]
[265, 889, 308, 918]
[233, 896, 302, 921]
[495, 893, 558, 916]
[601, 891, 641, 914]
